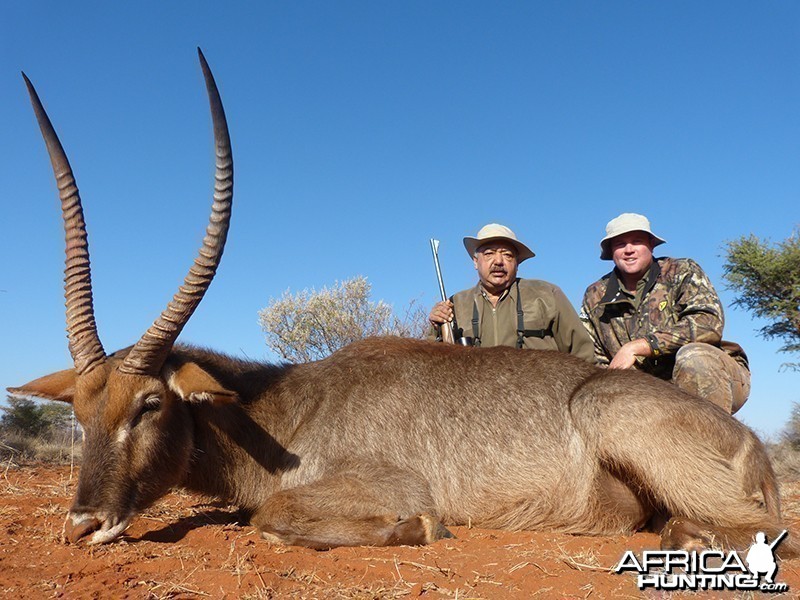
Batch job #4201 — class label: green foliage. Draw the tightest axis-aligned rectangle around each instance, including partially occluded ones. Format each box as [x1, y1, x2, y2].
[258, 276, 427, 363]
[2, 397, 47, 437]
[723, 230, 800, 369]
[1, 396, 74, 439]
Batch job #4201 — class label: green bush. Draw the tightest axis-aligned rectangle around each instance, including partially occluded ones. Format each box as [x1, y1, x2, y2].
[1, 397, 74, 438]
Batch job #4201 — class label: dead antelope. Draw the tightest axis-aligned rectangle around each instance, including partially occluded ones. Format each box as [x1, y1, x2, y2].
[10, 51, 794, 556]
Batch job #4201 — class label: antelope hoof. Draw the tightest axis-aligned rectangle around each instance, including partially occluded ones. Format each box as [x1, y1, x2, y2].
[387, 513, 454, 546]
[660, 517, 715, 553]
[260, 531, 286, 545]
[64, 515, 101, 544]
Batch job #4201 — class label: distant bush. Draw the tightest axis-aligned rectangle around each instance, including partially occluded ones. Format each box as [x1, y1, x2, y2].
[724, 230, 800, 371]
[1, 396, 79, 465]
[782, 403, 800, 449]
[258, 276, 428, 363]
[766, 403, 800, 481]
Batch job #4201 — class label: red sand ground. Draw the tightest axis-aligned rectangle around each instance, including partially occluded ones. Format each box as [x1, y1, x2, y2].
[0, 465, 797, 599]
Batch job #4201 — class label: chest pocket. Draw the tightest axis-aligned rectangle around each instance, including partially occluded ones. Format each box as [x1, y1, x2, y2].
[640, 292, 677, 331]
[517, 295, 553, 347]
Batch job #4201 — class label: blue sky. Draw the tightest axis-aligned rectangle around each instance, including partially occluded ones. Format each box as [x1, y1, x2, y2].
[2, 2, 797, 438]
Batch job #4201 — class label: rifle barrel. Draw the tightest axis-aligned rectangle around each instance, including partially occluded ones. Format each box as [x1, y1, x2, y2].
[430, 239, 448, 302]
[430, 239, 455, 343]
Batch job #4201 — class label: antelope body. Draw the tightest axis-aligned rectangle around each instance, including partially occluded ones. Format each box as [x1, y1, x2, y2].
[11, 52, 791, 554]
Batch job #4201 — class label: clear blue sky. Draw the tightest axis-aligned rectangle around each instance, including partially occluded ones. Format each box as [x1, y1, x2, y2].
[2, 2, 797, 438]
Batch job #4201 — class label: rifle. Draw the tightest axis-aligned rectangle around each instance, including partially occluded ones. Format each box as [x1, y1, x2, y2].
[430, 239, 455, 344]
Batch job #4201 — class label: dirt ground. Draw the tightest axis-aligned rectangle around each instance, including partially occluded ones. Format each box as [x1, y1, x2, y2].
[0, 465, 798, 599]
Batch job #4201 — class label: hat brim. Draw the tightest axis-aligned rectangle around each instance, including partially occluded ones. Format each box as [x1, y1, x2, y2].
[600, 231, 666, 260]
[463, 236, 535, 262]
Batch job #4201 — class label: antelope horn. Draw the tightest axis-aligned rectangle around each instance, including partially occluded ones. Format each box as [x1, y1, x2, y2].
[120, 48, 233, 375]
[23, 73, 107, 375]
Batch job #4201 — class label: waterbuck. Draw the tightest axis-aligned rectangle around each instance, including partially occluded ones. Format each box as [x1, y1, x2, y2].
[10, 51, 793, 555]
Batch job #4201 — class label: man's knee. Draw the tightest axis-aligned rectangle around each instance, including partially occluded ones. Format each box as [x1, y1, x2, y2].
[673, 343, 723, 383]
[675, 342, 719, 366]
[672, 343, 735, 413]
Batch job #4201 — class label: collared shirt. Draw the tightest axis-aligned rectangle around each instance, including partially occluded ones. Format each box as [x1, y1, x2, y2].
[443, 278, 594, 362]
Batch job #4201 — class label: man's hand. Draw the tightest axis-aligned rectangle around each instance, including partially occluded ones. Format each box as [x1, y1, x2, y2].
[609, 338, 652, 369]
[429, 300, 454, 326]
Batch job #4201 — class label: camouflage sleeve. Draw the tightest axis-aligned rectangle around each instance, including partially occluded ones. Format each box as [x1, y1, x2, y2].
[551, 286, 595, 363]
[579, 293, 610, 367]
[645, 260, 724, 356]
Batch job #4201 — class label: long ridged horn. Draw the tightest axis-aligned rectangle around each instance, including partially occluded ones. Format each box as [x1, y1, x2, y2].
[120, 48, 233, 375]
[23, 73, 107, 376]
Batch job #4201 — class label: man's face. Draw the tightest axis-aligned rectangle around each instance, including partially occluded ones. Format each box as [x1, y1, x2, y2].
[610, 231, 654, 281]
[473, 241, 519, 294]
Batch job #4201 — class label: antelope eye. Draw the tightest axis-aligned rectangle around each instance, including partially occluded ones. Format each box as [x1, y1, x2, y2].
[142, 395, 162, 412]
[132, 395, 162, 427]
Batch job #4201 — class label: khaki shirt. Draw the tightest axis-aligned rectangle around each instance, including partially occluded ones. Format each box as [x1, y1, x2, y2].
[442, 279, 594, 362]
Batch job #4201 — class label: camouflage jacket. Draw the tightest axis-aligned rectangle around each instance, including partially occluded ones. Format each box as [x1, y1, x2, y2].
[580, 257, 748, 379]
[442, 278, 594, 362]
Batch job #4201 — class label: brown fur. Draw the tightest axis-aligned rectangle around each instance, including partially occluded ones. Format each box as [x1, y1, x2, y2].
[11, 338, 793, 553]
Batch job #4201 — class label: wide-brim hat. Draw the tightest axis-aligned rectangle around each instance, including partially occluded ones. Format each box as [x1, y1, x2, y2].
[600, 213, 666, 260]
[463, 223, 535, 262]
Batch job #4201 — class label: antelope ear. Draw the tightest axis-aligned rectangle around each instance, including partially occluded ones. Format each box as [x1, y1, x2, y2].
[7, 369, 77, 404]
[166, 362, 238, 405]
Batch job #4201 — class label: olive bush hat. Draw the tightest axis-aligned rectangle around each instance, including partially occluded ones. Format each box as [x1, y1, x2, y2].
[463, 223, 535, 262]
[600, 213, 666, 260]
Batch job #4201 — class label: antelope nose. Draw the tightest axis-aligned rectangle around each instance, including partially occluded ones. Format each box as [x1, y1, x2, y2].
[64, 514, 101, 543]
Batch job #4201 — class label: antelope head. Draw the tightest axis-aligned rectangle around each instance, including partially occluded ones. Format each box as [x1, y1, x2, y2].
[8, 49, 236, 544]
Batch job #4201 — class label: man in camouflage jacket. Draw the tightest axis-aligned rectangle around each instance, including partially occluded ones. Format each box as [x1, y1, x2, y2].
[429, 223, 594, 361]
[581, 213, 750, 414]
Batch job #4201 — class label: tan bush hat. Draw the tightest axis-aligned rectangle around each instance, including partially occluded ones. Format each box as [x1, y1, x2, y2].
[463, 223, 535, 262]
[600, 213, 666, 260]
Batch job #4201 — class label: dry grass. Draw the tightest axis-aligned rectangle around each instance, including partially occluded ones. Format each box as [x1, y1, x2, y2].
[780, 480, 800, 521]
[33, 502, 64, 518]
[241, 583, 414, 600]
[771, 442, 800, 482]
[243, 565, 417, 600]
[551, 543, 614, 573]
[139, 573, 212, 599]
[1, 431, 80, 463]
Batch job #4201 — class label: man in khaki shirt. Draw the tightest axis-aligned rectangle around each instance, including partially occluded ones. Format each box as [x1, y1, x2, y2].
[429, 223, 594, 361]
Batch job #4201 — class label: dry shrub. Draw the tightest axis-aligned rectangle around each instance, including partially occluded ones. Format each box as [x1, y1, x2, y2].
[0, 432, 36, 462]
[0, 430, 79, 466]
[31, 438, 81, 464]
[258, 276, 428, 363]
[768, 441, 800, 482]
[766, 402, 800, 482]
